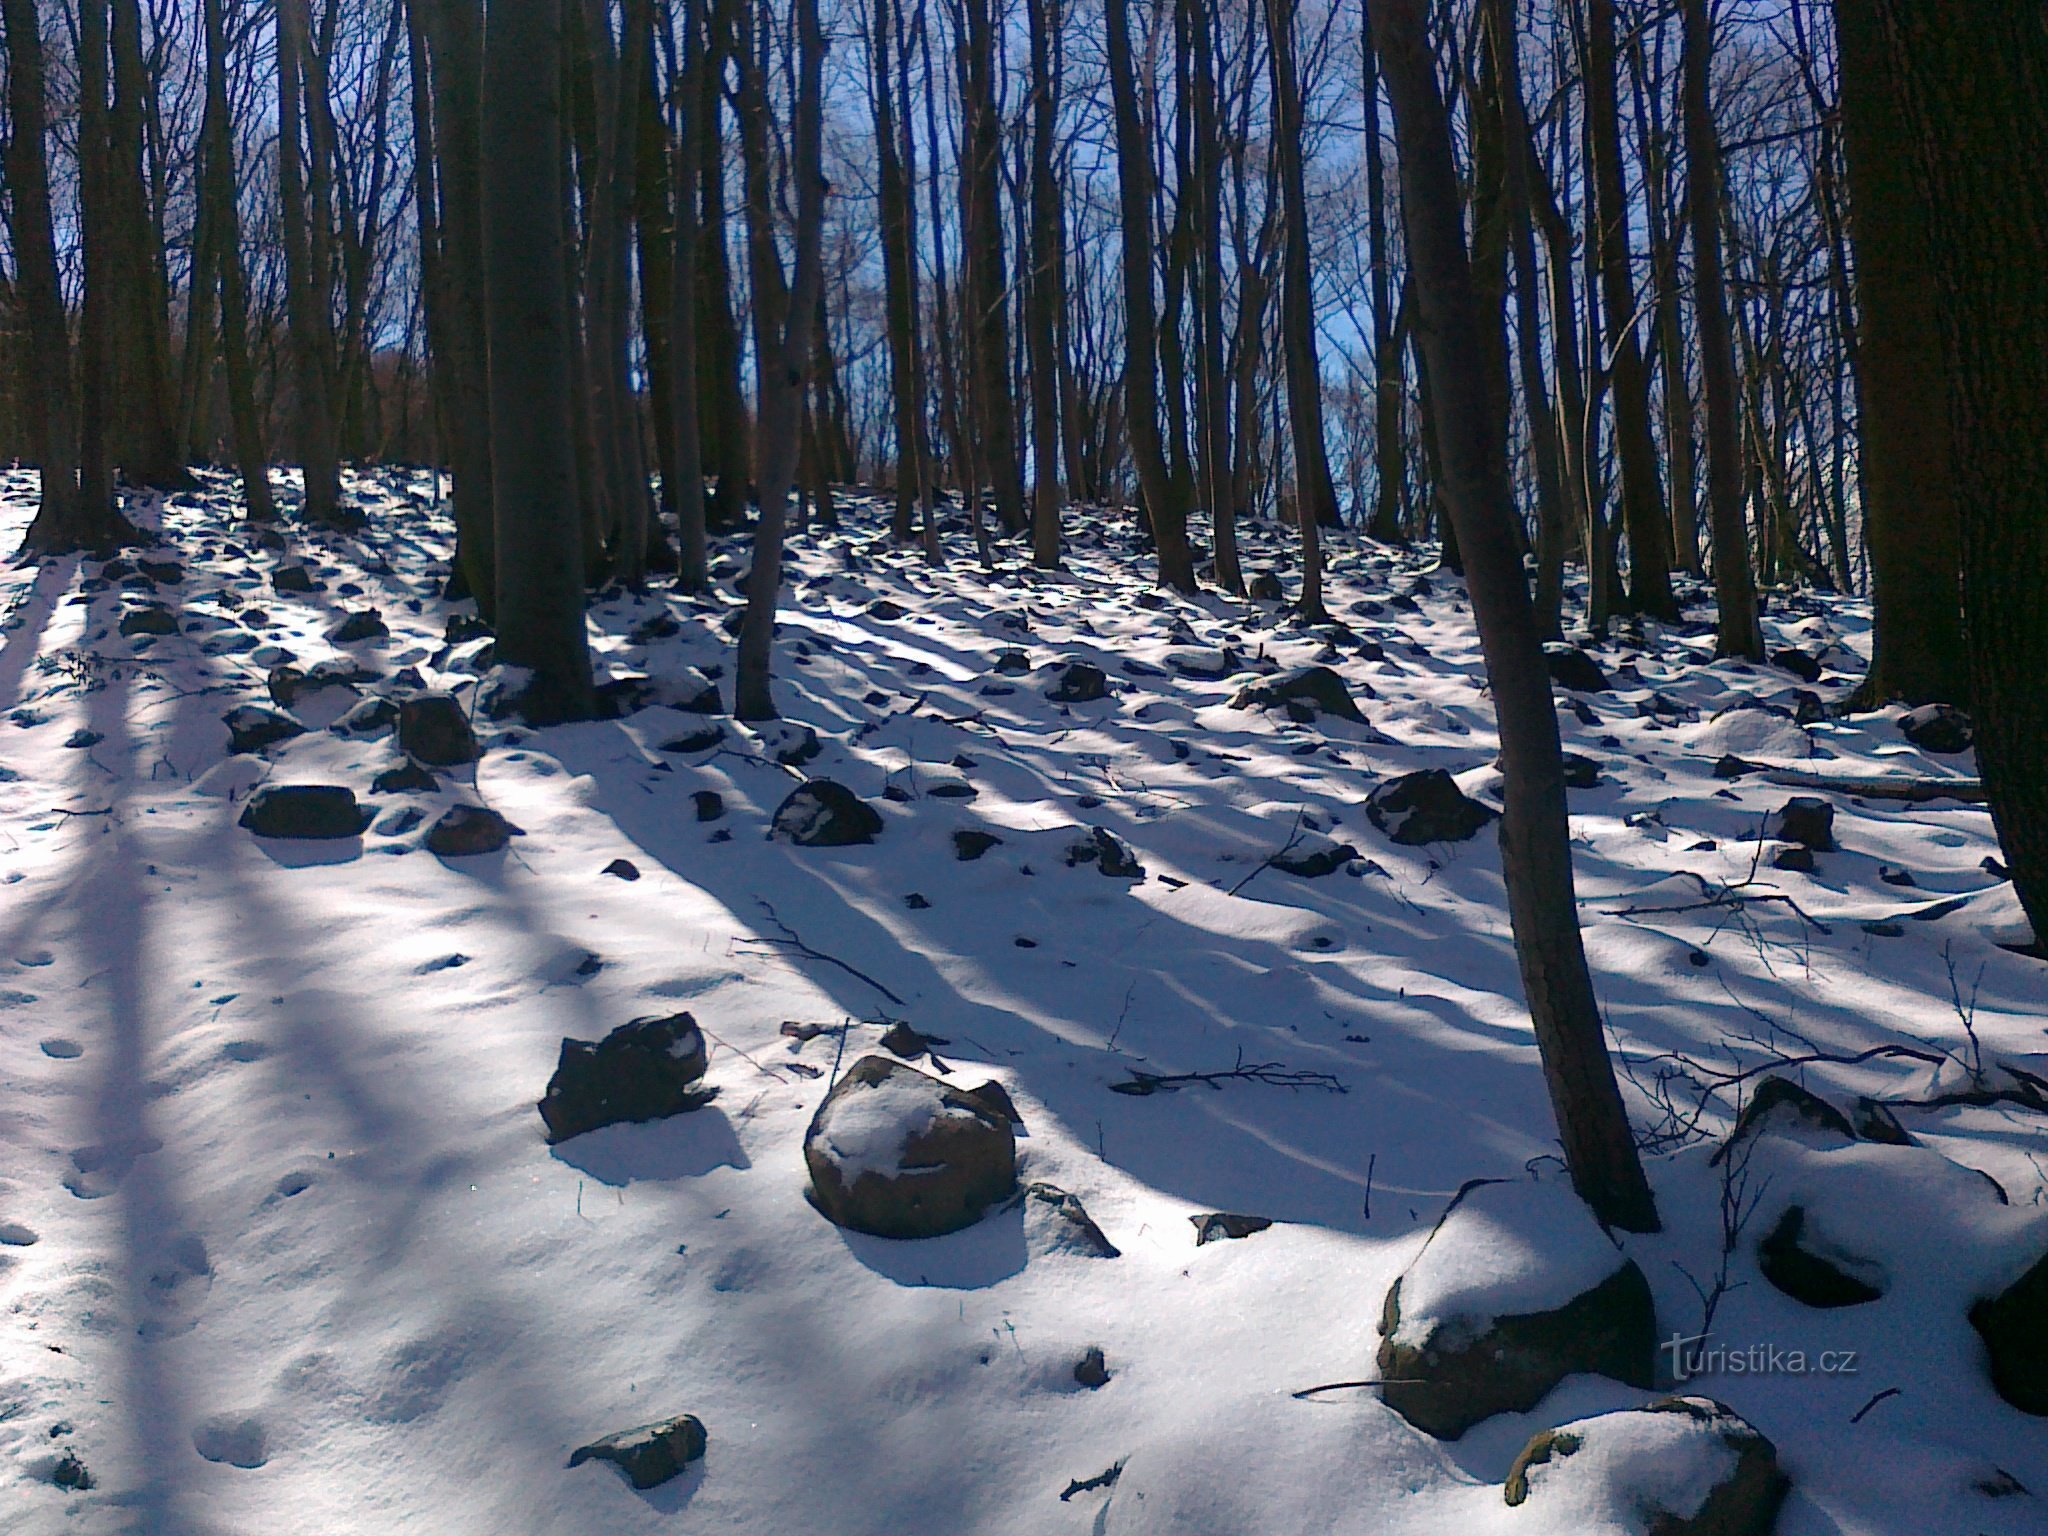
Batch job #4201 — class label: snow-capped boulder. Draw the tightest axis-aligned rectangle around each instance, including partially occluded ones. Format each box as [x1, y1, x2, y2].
[772, 781, 882, 846]
[1713, 1076, 1854, 1165]
[1064, 826, 1145, 879]
[1971, 1244, 2048, 1416]
[1046, 660, 1110, 702]
[1019, 1182, 1120, 1259]
[238, 784, 370, 840]
[1502, 1397, 1788, 1535]
[1687, 701, 1815, 762]
[1756, 1204, 1886, 1308]
[803, 1055, 1017, 1239]
[1365, 769, 1496, 846]
[1228, 664, 1366, 723]
[398, 691, 479, 765]
[1377, 1178, 1656, 1439]
[425, 803, 520, 856]
[539, 1012, 712, 1144]
[1899, 702, 1973, 755]
[223, 705, 306, 755]
[567, 1413, 707, 1489]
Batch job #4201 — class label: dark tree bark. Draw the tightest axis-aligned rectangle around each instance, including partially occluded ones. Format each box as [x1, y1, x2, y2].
[1105, 0, 1197, 591]
[279, 0, 347, 525]
[482, 0, 594, 721]
[959, 0, 1027, 536]
[1189, 0, 1239, 591]
[1861, 0, 2048, 945]
[1024, 0, 1066, 569]
[1362, 2, 1405, 545]
[1833, 2, 1963, 704]
[1265, 0, 1341, 541]
[5, 0, 134, 555]
[1583, 0, 1676, 620]
[870, 0, 927, 546]
[1682, 0, 1761, 658]
[698, 0, 752, 532]
[732, 0, 828, 719]
[1371, 0, 1660, 1234]
[667, 0, 711, 588]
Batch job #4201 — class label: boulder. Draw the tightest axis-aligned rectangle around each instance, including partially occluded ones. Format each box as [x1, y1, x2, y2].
[118, 604, 180, 637]
[1973, 1243, 2048, 1415]
[1166, 648, 1237, 680]
[1046, 661, 1110, 703]
[1713, 1075, 1855, 1165]
[1502, 1397, 1788, 1535]
[331, 696, 399, 738]
[270, 564, 317, 594]
[1772, 647, 1823, 683]
[692, 790, 725, 822]
[1064, 826, 1145, 879]
[224, 705, 306, 755]
[1899, 702, 1973, 755]
[1544, 644, 1611, 694]
[539, 1012, 711, 1143]
[803, 1055, 1017, 1239]
[1377, 1179, 1656, 1439]
[772, 781, 883, 846]
[238, 784, 369, 840]
[425, 804, 520, 856]
[1365, 770, 1497, 846]
[1561, 752, 1603, 790]
[370, 759, 440, 794]
[1248, 571, 1285, 601]
[1019, 1182, 1120, 1258]
[1271, 838, 1359, 878]
[953, 829, 1004, 861]
[1770, 796, 1836, 851]
[1191, 1212, 1271, 1245]
[398, 692, 480, 766]
[991, 648, 1032, 676]
[1756, 1205, 1885, 1308]
[327, 609, 388, 643]
[1228, 665, 1366, 723]
[567, 1414, 707, 1490]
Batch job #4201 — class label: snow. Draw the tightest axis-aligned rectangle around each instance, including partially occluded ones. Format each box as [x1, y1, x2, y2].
[1389, 1175, 1632, 1348]
[812, 1068, 967, 1181]
[1499, 1401, 1742, 1530]
[0, 468, 2044, 1535]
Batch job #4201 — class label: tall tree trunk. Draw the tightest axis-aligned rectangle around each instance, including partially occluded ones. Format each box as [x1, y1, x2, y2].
[75, 0, 118, 521]
[1862, 0, 2048, 946]
[1583, 0, 1675, 620]
[1266, 0, 1341, 537]
[1105, 0, 1197, 591]
[204, 0, 275, 522]
[1682, 0, 1761, 658]
[698, 0, 752, 531]
[1024, 0, 1065, 568]
[1363, 2, 1406, 545]
[960, 0, 1027, 535]
[668, 0, 711, 588]
[871, 0, 922, 543]
[1190, 0, 1238, 591]
[280, 0, 346, 524]
[483, 0, 594, 721]
[1372, 0, 1659, 1234]
[5, 0, 134, 554]
[732, 0, 828, 720]
[1833, 2, 1962, 704]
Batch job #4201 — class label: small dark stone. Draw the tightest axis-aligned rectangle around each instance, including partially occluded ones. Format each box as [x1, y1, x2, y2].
[1191, 1212, 1271, 1245]
[1544, 644, 1610, 693]
[65, 729, 103, 749]
[135, 557, 183, 585]
[239, 784, 370, 839]
[1046, 661, 1110, 703]
[954, 829, 1003, 861]
[1019, 1182, 1120, 1257]
[327, 609, 388, 643]
[1073, 1347, 1110, 1390]
[223, 706, 306, 755]
[1248, 571, 1285, 601]
[1711, 754, 1756, 780]
[628, 610, 681, 644]
[444, 611, 492, 643]
[772, 781, 883, 846]
[1271, 841, 1360, 878]
[1365, 769, 1496, 846]
[1228, 665, 1365, 723]
[1560, 753, 1601, 789]
[51, 1450, 94, 1491]
[540, 1012, 711, 1142]
[1899, 702, 1974, 755]
[119, 604, 180, 637]
[426, 804, 521, 856]
[991, 648, 1032, 676]
[270, 565, 316, 594]
[1771, 845, 1816, 873]
[904, 892, 931, 909]
[396, 692, 480, 766]
[371, 760, 440, 794]
[867, 598, 907, 620]
[878, 1021, 932, 1058]
[1772, 796, 1836, 850]
[692, 790, 725, 822]
[567, 1414, 707, 1490]
[603, 858, 641, 880]
[1772, 648, 1823, 683]
[1064, 827, 1145, 879]
[331, 696, 399, 737]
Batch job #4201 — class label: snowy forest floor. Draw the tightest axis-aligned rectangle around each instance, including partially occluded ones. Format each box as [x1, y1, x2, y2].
[0, 467, 2044, 1535]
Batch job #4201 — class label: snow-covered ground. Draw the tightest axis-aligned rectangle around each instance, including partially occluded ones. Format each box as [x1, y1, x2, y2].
[1, 468, 2042, 1535]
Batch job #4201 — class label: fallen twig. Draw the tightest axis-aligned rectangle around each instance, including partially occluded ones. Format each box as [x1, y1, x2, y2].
[1110, 1048, 1347, 1097]
[754, 899, 907, 1006]
[1058, 1461, 1125, 1501]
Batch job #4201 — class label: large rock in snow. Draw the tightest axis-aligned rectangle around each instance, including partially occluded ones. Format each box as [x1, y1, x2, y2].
[1365, 769, 1496, 846]
[238, 784, 370, 839]
[1227, 664, 1365, 722]
[1972, 1245, 2048, 1416]
[803, 1055, 1016, 1239]
[1899, 702, 1973, 755]
[539, 1012, 711, 1144]
[1544, 643, 1611, 694]
[1502, 1397, 1788, 1535]
[397, 692, 480, 765]
[1045, 660, 1110, 702]
[223, 705, 306, 755]
[568, 1413, 707, 1489]
[1377, 1178, 1656, 1439]
[773, 781, 883, 846]
[425, 803, 521, 856]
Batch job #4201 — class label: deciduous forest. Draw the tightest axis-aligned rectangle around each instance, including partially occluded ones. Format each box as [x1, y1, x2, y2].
[0, 0, 2043, 1530]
